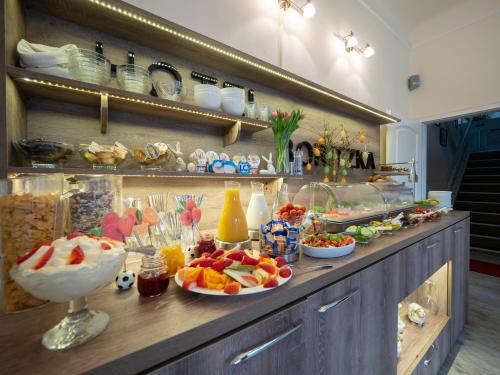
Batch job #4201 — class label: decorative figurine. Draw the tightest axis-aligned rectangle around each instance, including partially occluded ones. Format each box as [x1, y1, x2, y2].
[176, 157, 186, 171]
[187, 162, 196, 172]
[260, 152, 276, 174]
[115, 270, 135, 290]
[408, 302, 427, 326]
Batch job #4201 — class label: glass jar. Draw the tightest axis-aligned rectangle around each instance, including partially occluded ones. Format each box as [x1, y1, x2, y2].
[0, 174, 64, 312]
[271, 183, 290, 218]
[69, 175, 122, 233]
[137, 254, 169, 297]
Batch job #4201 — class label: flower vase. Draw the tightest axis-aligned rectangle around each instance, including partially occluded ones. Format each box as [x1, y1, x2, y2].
[275, 135, 290, 174]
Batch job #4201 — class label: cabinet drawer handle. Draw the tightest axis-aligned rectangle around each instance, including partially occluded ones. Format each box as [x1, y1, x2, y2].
[424, 343, 439, 366]
[453, 228, 463, 233]
[425, 241, 440, 249]
[230, 321, 303, 365]
[317, 289, 359, 313]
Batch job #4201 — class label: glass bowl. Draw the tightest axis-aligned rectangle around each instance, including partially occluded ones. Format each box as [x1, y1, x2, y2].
[132, 148, 171, 170]
[116, 64, 152, 95]
[79, 143, 128, 170]
[68, 48, 111, 85]
[12, 138, 73, 168]
[10, 235, 126, 350]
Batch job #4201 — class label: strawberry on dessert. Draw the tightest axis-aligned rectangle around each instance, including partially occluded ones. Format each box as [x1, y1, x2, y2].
[10, 235, 126, 303]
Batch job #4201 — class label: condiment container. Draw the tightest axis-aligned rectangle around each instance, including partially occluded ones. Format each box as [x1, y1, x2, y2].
[138, 254, 169, 297]
[69, 175, 122, 234]
[0, 173, 64, 312]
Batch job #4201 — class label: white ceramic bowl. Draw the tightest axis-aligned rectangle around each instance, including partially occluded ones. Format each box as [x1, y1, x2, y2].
[222, 97, 245, 116]
[194, 84, 221, 110]
[221, 87, 244, 99]
[301, 239, 356, 258]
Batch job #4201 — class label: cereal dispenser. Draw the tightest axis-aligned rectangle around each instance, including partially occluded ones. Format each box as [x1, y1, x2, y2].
[0, 174, 64, 312]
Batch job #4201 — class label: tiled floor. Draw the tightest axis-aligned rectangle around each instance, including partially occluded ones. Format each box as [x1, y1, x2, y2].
[440, 272, 500, 374]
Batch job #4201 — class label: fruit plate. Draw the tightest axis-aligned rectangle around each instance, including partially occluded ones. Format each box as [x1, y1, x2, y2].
[174, 272, 293, 296]
[301, 240, 356, 259]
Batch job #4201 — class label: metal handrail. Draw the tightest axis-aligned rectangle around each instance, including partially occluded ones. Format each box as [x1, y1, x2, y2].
[447, 121, 473, 204]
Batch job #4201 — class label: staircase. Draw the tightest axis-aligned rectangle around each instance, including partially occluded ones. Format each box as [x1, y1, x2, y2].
[455, 151, 500, 260]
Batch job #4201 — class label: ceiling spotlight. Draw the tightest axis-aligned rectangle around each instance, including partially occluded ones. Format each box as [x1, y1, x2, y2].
[344, 31, 358, 50]
[278, 0, 316, 18]
[362, 44, 375, 58]
[303, 0, 316, 18]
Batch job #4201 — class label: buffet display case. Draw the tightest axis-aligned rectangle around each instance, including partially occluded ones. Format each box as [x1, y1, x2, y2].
[293, 182, 415, 232]
[369, 182, 415, 212]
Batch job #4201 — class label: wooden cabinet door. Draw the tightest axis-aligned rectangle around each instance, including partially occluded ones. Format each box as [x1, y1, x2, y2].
[447, 218, 470, 342]
[412, 322, 451, 375]
[150, 300, 308, 375]
[359, 253, 402, 375]
[306, 273, 361, 375]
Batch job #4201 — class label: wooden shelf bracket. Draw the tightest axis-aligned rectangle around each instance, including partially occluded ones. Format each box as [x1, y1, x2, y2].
[223, 120, 241, 147]
[100, 92, 109, 134]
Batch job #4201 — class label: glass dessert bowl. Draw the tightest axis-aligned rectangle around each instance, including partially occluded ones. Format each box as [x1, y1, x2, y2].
[10, 234, 126, 350]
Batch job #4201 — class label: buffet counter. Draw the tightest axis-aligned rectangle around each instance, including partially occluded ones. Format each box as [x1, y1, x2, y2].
[0, 211, 469, 375]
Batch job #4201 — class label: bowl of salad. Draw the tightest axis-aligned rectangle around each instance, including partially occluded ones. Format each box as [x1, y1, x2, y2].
[301, 233, 355, 258]
[344, 225, 380, 244]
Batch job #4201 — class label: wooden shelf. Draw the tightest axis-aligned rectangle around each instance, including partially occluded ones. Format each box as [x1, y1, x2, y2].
[24, 0, 400, 125]
[397, 311, 449, 375]
[7, 166, 308, 180]
[7, 66, 271, 137]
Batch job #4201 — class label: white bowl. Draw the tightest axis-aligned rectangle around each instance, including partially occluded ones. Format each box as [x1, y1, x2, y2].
[301, 239, 356, 258]
[222, 97, 245, 116]
[221, 87, 244, 99]
[194, 84, 221, 110]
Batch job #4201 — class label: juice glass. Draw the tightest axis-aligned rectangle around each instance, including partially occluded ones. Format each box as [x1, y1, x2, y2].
[160, 242, 185, 276]
[217, 181, 248, 243]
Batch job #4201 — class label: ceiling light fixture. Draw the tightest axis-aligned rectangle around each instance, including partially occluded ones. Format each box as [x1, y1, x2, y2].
[335, 32, 375, 59]
[278, 0, 316, 18]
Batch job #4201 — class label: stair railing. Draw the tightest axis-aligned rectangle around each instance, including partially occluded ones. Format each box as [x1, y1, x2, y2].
[447, 121, 473, 204]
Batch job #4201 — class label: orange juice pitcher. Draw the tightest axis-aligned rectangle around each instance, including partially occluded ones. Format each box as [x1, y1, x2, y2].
[217, 181, 248, 243]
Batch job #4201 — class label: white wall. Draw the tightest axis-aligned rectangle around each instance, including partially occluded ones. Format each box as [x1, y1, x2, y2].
[123, 0, 411, 119]
[409, 4, 500, 122]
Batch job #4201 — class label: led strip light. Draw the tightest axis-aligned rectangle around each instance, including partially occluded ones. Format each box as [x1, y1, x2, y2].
[88, 0, 397, 123]
[20, 77, 269, 129]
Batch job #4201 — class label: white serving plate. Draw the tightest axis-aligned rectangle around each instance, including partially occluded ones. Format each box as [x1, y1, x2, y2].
[174, 270, 292, 296]
[301, 239, 356, 258]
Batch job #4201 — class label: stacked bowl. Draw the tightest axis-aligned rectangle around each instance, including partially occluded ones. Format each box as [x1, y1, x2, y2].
[116, 64, 152, 95]
[194, 84, 221, 110]
[221, 87, 245, 116]
[68, 48, 111, 85]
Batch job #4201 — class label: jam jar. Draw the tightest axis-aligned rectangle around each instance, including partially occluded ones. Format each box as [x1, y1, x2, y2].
[194, 233, 216, 257]
[137, 254, 169, 298]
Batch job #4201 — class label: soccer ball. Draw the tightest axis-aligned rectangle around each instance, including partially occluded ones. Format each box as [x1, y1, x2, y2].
[115, 270, 135, 290]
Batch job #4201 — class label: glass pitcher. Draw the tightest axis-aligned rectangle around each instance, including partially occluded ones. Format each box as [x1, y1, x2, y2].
[0, 173, 64, 312]
[68, 175, 122, 234]
[271, 182, 290, 218]
[217, 181, 248, 243]
[246, 181, 270, 233]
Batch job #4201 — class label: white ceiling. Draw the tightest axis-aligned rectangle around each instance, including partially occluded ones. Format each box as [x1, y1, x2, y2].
[358, 0, 500, 46]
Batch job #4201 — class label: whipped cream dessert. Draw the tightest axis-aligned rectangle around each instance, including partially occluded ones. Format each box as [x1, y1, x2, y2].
[10, 234, 126, 303]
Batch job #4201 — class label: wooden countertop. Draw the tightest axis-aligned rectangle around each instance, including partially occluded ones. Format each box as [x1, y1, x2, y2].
[0, 211, 469, 375]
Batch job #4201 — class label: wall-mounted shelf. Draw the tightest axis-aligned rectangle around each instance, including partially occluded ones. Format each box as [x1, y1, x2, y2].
[7, 166, 308, 180]
[24, 0, 400, 125]
[7, 66, 271, 145]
